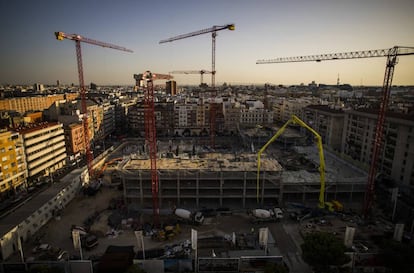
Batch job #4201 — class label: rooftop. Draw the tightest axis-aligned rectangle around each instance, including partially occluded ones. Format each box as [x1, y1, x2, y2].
[123, 152, 282, 172]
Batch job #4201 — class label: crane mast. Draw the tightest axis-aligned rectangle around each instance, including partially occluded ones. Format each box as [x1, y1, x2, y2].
[135, 71, 173, 225]
[55, 32, 132, 179]
[257, 46, 414, 217]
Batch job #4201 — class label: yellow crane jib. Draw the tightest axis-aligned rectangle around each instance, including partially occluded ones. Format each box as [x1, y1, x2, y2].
[256, 115, 326, 209]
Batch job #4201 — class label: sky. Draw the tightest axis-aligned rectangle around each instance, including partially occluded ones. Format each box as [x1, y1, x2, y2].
[1, 0, 414, 87]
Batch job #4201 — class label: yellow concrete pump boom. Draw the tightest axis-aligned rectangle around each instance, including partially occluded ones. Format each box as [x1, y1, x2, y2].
[257, 115, 326, 208]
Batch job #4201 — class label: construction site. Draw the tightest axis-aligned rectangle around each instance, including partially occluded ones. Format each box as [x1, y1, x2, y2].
[101, 130, 370, 273]
[107, 135, 367, 211]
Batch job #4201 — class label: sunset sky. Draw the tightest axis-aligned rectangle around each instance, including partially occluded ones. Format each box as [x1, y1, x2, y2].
[1, 0, 413, 86]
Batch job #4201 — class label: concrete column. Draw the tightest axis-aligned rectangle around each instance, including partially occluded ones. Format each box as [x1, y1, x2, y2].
[139, 171, 143, 206]
[122, 173, 127, 205]
[196, 171, 199, 208]
[243, 171, 247, 208]
[220, 172, 224, 207]
[261, 172, 266, 205]
[279, 174, 284, 205]
[177, 171, 180, 206]
[302, 184, 306, 204]
[350, 182, 354, 204]
[158, 176, 162, 208]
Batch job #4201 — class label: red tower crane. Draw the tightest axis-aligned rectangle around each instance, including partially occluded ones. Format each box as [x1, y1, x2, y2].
[160, 24, 235, 148]
[55, 31, 133, 179]
[135, 71, 173, 225]
[169, 70, 212, 86]
[257, 46, 414, 217]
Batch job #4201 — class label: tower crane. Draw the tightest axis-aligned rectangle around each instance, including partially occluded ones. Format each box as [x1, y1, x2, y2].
[134, 71, 173, 225]
[160, 24, 235, 148]
[160, 24, 234, 89]
[257, 46, 414, 217]
[55, 31, 132, 179]
[169, 70, 212, 86]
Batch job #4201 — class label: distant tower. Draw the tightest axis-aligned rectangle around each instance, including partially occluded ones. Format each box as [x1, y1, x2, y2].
[337, 74, 340, 86]
[33, 83, 44, 92]
[57, 80, 60, 87]
[166, 80, 177, 95]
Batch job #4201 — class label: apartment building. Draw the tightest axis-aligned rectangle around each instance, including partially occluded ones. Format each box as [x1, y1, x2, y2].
[302, 105, 345, 152]
[16, 122, 66, 181]
[0, 93, 78, 114]
[87, 101, 104, 141]
[166, 80, 177, 95]
[46, 99, 104, 143]
[128, 102, 175, 137]
[196, 102, 208, 129]
[239, 108, 273, 126]
[157, 102, 175, 136]
[102, 102, 115, 138]
[115, 99, 136, 134]
[64, 123, 85, 157]
[273, 98, 316, 122]
[0, 130, 27, 196]
[223, 101, 241, 135]
[174, 100, 211, 135]
[343, 110, 414, 186]
[175, 102, 197, 129]
[212, 102, 225, 135]
[127, 104, 144, 136]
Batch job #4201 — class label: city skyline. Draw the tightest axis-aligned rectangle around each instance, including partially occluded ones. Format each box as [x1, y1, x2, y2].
[1, 0, 414, 86]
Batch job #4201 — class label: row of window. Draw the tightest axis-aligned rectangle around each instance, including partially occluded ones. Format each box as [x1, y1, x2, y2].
[23, 127, 63, 142]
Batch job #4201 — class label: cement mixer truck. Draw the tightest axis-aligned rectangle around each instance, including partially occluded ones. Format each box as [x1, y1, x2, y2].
[174, 208, 205, 225]
[250, 208, 284, 223]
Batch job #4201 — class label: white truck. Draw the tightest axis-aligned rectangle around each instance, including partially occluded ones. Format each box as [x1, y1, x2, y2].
[251, 208, 283, 223]
[174, 208, 204, 225]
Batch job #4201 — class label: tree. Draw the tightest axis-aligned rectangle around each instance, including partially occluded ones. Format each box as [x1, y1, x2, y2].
[301, 232, 350, 273]
[379, 239, 414, 273]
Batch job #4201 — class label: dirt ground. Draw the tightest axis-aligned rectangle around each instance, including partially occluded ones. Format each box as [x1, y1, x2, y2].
[20, 185, 261, 261]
